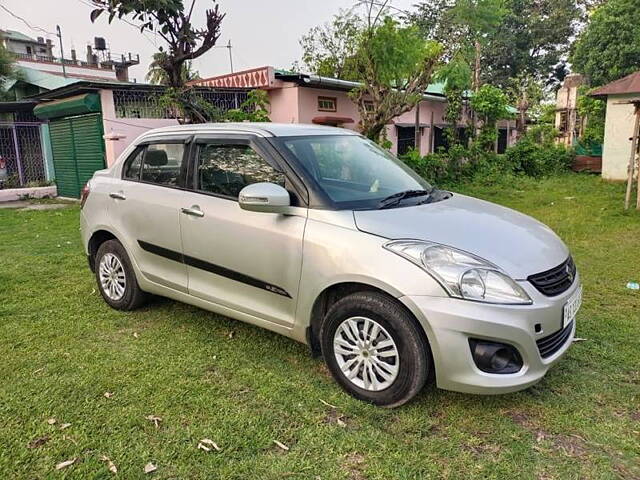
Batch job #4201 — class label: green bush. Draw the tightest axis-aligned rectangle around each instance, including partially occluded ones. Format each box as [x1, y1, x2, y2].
[400, 136, 573, 187]
[505, 138, 574, 178]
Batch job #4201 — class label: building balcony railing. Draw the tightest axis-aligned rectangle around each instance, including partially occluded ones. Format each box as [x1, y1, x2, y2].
[14, 51, 139, 70]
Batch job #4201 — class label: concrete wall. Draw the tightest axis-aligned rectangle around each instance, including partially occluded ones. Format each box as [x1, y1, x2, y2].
[16, 59, 118, 81]
[99, 89, 179, 166]
[602, 94, 636, 181]
[267, 83, 300, 124]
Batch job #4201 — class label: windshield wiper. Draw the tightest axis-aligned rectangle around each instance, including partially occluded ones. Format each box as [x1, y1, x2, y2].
[377, 189, 433, 209]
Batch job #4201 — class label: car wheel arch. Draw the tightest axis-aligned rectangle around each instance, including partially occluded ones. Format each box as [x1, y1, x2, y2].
[306, 282, 433, 369]
[88, 229, 121, 272]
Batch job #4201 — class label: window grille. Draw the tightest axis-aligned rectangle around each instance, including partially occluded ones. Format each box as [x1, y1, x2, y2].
[112, 88, 249, 119]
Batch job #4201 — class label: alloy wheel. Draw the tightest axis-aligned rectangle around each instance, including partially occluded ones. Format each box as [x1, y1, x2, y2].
[99, 253, 127, 301]
[333, 316, 400, 391]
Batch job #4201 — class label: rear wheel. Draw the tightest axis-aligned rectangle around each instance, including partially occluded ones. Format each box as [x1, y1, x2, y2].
[95, 239, 147, 310]
[320, 291, 431, 407]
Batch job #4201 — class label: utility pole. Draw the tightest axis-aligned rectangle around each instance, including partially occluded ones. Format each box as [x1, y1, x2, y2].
[227, 39, 233, 73]
[56, 25, 67, 78]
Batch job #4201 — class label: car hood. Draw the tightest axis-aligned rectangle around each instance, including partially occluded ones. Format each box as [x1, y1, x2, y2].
[353, 193, 569, 279]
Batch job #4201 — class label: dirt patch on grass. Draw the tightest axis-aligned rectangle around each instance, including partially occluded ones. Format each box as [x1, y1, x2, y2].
[323, 409, 350, 428]
[551, 434, 589, 457]
[341, 452, 367, 480]
[504, 409, 589, 457]
[315, 362, 332, 379]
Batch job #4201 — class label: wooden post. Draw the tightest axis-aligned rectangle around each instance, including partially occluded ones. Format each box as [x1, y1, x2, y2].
[624, 105, 640, 210]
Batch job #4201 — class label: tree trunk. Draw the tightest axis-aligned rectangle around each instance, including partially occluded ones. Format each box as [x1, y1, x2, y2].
[516, 90, 529, 140]
[472, 40, 481, 138]
[363, 122, 387, 142]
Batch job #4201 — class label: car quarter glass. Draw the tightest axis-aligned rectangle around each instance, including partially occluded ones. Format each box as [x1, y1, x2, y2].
[123, 147, 144, 181]
[81, 123, 580, 408]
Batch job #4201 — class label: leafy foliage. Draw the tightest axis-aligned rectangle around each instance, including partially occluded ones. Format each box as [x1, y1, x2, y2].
[482, 0, 579, 88]
[470, 84, 512, 150]
[576, 87, 606, 146]
[224, 90, 271, 123]
[350, 15, 443, 140]
[296, 10, 362, 81]
[401, 128, 573, 187]
[91, 0, 224, 123]
[570, 0, 640, 86]
[0, 44, 16, 101]
[146, 52, 200, 85]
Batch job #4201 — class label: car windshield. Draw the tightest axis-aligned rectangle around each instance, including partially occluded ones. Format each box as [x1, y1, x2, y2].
[277, 135, 433, 209]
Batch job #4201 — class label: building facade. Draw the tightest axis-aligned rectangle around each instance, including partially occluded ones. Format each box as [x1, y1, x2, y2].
[191, 66, 516, 156]
[590, 71, 640, 181]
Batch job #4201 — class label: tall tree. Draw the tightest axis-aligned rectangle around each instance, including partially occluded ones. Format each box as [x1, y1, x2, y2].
[483, 0, 579, 88]
[351, 14, 443, 141]
[410, 0, 505, 91]
[90, 0, 224, 122]
[297, 9, 362, 80]
[570, 0, 640, 87]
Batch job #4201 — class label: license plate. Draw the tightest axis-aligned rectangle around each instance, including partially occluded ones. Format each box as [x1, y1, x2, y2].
[563, 285, 582, 329]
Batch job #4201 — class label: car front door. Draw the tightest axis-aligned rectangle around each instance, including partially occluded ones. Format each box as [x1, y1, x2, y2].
[179, 136, 307, 327]
[108, 139, 189, 293]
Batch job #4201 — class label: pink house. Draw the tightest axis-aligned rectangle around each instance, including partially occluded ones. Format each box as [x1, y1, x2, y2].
[191, 66, 517, 156]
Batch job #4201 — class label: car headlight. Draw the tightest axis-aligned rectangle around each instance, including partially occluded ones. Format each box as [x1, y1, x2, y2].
[384, 240, 532, 305]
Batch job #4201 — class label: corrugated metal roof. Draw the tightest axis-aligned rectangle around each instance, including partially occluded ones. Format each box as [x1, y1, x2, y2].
[0, 29, 39, 43]
[16, 66, 83, 91]
[590, 71, 640, 96]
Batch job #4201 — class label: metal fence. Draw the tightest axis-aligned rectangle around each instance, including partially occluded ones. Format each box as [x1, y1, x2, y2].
[0, 122, 47, 189]
[112, 88, 249, 119]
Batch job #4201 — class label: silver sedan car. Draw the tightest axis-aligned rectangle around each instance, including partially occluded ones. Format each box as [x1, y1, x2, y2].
[80, 123, 581, 407]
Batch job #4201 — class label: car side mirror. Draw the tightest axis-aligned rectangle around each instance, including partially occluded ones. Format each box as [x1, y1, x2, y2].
[238, 182, 291, 214]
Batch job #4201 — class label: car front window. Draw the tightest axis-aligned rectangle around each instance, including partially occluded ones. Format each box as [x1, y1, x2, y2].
[278, 135, 432, 209]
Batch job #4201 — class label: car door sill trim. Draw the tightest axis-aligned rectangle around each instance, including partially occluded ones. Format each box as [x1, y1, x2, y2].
[137, 240, 292, 298]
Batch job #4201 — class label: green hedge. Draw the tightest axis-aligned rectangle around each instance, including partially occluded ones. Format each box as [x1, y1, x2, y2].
[400, 133, 574, 188]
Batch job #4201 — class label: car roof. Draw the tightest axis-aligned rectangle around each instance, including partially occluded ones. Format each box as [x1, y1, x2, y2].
[140, 123, 360, 139]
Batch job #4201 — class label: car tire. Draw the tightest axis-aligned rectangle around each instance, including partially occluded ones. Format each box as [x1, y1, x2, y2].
[320, 291, 431, 408]
[95, 239, 147, 311]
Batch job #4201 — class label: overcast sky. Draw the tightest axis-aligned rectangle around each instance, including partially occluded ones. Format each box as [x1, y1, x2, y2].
[2, 0, 416, 82]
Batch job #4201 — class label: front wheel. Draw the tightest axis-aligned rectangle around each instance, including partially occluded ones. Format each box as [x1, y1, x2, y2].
[95, 239, 147, 311]
[320, 291, 431, 408]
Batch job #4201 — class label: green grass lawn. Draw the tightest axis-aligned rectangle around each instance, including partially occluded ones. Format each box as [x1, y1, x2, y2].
[0, 174, 639, 479]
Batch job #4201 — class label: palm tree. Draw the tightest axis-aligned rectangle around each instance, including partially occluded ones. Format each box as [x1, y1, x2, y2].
[145, 52, 200, 85]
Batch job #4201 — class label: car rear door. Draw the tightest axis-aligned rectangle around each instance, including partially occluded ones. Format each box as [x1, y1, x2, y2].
[179, 135, 307, 327]
[108, 137, 189, 292]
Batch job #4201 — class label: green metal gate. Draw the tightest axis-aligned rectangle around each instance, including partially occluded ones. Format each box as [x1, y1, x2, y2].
[49, 113, 105, 198]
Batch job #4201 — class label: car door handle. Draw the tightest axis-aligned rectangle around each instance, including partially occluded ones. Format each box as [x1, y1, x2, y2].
[109, 192, 126, 200]
[181, 206, 204, 218]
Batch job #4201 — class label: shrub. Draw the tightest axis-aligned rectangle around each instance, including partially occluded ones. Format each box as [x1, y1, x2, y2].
[400, 136, 573, 187]
[505, 138, 574, 178]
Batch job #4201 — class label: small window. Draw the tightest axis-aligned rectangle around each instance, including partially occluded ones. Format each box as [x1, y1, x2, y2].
[318, 96, 337, 112]
[364, 100, 375, 113]
[197, 144, 285, 198]
[122, 147, 145, 180]
[141, 143, 185, 187]
[26, 46, 33, 55]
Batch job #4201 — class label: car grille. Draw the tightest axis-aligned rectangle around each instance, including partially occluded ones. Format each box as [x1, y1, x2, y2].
[528, 257, 576, 296]
[537, 321, 574, 358]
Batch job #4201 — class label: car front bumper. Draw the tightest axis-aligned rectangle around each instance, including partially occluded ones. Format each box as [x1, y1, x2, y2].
[400, 274, 580, 395]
